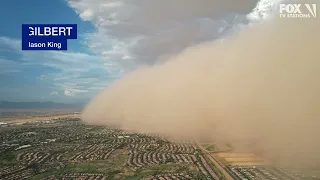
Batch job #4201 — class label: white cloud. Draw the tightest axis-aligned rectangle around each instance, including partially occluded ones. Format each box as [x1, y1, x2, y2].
[0, 36, 115, 99]
[247, 0, 284, 21]
[0, 58, 22, 74]
[64, 88, 88, 97]
[0, 37, 105, 74]
[0, 36, 20, 51]
[64, 89, 74, 96]
[80, 9, 94, 20]
[50, 91, 59, 96]
[68, 0, 261, 67]
[0, 0, 283, 102]
[22, 51, 104, 73]
[62, 0, 283, 100]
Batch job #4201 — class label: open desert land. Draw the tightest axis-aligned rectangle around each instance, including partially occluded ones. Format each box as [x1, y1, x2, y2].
[199, 143, 233, 153]
[3, 114, 80, 123]
[198, 143, 319, 180]
[0, 109, 81, 122]
[216, 152, 267, 166]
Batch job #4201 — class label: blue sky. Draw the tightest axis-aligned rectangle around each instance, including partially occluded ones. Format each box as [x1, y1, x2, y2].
[0, 0, 270, 104]
[0, 0, 114, 103]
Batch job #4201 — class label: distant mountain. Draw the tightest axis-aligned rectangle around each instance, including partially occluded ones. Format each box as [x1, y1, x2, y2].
[0, 101, 84, 109]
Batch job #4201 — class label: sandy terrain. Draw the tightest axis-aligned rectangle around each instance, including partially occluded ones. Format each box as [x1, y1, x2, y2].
[217, 152, 268, 166]
[1, 114, 80, 123]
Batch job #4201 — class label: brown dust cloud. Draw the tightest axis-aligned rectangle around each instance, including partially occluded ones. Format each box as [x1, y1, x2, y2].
[81, 12, 320, 168]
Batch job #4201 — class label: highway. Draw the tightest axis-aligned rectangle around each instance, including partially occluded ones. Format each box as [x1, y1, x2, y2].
[197, 143, 235, 180]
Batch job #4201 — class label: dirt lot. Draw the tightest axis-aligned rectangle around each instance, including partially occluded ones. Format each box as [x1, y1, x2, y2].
[217, 152, 268, 166]
[1, 113, 80, 123]
[0, 109, 80, 121]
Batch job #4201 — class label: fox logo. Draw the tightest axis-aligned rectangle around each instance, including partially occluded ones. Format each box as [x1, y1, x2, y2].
[305, 4, 317, 17]
[279, 4, 317, 18]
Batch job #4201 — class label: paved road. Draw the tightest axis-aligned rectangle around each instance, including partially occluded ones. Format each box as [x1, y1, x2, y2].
[197, 143, 234, 180]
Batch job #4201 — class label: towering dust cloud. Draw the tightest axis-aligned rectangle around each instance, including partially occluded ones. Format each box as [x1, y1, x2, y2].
[82, 15, 320, 167]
